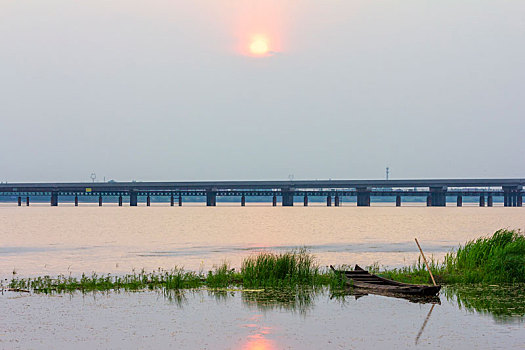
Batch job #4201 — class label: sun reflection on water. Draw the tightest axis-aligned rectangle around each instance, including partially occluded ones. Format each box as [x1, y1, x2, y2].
[240, 315, 277, 350]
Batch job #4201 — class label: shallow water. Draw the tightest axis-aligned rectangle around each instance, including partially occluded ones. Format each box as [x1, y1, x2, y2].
[2, 204, 525, 349]
[1, 287, 524, 350]
[1, 204, 524, 278]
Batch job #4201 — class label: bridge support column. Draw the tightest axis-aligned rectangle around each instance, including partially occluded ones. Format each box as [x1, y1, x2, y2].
[119, 195, 123, 207]
[396, 195, 401, 207]
[281, 188, 294, 207]
[479, 195, 485, 207]
[26, 196, 30, 206]
[429, 186, 447, 207]
[146, 195, 151, 207]
[357, 187, 371, 207]
[17, 196, 21, 206]
[178, 195, 182, 206]
[327, 196, 332, 207]
[170, 194, 174, 207]
[503, 186, 522, 207]
[75, 195, 78, 207]
[303, 195, 308, 206]
[457, 195, 462, 207]
[130, 191, 138, 207]
[206, 189, 217, 207]
[487, 194, 493, 207]
[272, 195, 277, 207]
[241, 195, 246, 206]
[335, 195, 340, 207]
[99, 195, 103, 207]
[51, 192, 58, 206]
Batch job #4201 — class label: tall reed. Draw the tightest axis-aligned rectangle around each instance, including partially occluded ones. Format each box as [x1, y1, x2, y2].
[443, 229, 525, 283]
[241, 249, 324, 287]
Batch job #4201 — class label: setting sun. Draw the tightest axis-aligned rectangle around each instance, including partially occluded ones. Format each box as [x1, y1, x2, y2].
[249, 37, 269, 56]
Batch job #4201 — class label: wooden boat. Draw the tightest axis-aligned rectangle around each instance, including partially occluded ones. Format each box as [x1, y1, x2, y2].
[330, 265, 441, 297]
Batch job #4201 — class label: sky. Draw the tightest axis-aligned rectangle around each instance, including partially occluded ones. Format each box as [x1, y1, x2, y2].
[1, 0, 524, 182]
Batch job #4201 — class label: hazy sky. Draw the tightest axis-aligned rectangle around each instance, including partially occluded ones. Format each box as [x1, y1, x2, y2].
[1, 1, 524, 182]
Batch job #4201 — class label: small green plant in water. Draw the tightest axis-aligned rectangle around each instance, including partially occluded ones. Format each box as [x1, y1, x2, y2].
[240, 249, 326, 288]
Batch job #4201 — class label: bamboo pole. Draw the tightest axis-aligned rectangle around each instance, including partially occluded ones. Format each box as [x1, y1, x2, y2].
[415, 238, 437, 286]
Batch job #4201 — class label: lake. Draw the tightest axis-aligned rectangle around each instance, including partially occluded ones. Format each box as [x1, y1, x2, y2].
[1, 204, 524, 349]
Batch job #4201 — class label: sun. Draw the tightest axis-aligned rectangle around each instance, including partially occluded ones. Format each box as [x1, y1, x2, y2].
[249, 37, 269, 56]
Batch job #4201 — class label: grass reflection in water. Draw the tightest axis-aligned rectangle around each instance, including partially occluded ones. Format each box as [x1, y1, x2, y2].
[444, 284, 525, 323]
[160, 287, 321, 316]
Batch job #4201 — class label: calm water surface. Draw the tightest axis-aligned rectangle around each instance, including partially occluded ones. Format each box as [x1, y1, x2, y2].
[1, 204, 524, 277]
[1, 288, 524, 349]
[1, 204, 524, 349]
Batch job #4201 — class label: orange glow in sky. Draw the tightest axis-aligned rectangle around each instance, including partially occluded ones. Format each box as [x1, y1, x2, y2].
[235, 1, 286, 57]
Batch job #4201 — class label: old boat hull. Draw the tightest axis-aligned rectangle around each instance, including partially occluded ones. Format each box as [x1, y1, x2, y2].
[331, 265, 441, 297]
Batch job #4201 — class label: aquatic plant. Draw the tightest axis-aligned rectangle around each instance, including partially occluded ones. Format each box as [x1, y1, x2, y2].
[378, 256, 444, 285]
[378, 229, 525, 285]
[240, 249, 327, 287]
[7, 250, 341, 293]
[442, 229, 525, 284]
[444, 284, 525, 322]
[205, 262, 242, 288]
[7, 230, 523, 294]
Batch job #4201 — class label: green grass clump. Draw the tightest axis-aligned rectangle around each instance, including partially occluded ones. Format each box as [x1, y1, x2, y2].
[443, 229, 525, 284]
[376, 229, 525, 285]
[378, 256, 444, 285]
[205, 262, 242, 288]
[241, 249, 327, 288]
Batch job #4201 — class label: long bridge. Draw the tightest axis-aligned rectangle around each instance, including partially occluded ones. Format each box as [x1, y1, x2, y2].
[0, 179, 523, 207]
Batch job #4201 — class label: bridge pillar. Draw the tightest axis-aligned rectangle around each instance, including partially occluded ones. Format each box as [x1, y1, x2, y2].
[75, 195, 79, 207]
[241, 195, 246, 206]
[303, 195, 308, 206]
[146, 195, 151, 206]
[170, 194, 174, 207]
[429, 186, 447, 207]
[457, 195, 462, 207]
[119, 195, 123, 207]
[327, 196, 332, 207]
[206, 189, 217, 206]
[99, 195, 103, 207]
[479, 195, 485, 207]
[17, 196, 21, 206]
[51, 192, 58, 206]
[357, 187, 371, 207]
[335, 195, 340, 207]
[503, 186, 522, 207]
[130, 191, 138, 207]
[178, 195, 182, 206]
[396, 195, 401, 207]
[281, 188, 294, 206]
[487, 194, 493, 207]
[26, 196, 30, 206]
[272, 195, 277, 207]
